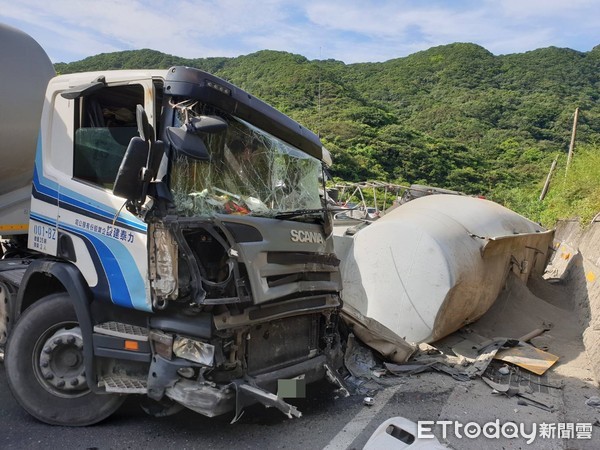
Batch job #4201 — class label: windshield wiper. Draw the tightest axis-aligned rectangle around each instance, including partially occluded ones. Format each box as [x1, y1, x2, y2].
[273, 208, 326, 220]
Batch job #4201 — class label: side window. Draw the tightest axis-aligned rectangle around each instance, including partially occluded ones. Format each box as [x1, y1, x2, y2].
[73, 85, 143, 189]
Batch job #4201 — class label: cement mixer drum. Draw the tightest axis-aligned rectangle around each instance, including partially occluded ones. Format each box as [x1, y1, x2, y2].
[337, 194, 554, 343]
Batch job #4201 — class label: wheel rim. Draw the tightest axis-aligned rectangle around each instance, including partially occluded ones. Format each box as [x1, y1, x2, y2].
[33, 323, 89, 398]
[0, 282, 10, 345]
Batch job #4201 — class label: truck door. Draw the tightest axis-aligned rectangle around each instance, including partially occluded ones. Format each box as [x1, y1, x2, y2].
[28, 107, 60, 257]
[55, 81, 154, 312]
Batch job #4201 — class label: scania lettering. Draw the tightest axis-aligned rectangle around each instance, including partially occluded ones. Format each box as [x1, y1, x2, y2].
[290, 229, 325, 244]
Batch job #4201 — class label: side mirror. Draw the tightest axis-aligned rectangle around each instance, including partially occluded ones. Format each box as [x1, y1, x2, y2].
[165, 114, 227, 160]
[166, 127, 210, 160]
[190, 115, 228, 134]
[113, 105, 165, 206]
[134, 104, 164, 179]
[113, 137, 148, 202]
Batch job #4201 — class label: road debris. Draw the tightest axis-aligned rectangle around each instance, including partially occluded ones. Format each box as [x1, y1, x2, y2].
[516, 398, 554, 413]
[518, 325, 552, 342]
[482, 375, 556, 412]
[344, 333, 379, 379]
[463, 339, 513, 378]
[493, 342, 559, 375]
[585, 396, 600, 410]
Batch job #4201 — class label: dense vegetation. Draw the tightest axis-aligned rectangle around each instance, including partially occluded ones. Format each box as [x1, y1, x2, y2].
[55, 43, 600, 225]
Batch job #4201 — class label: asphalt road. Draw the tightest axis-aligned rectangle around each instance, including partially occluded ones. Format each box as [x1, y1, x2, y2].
[0, 361, 395, 450]
[6, 354, 591, 449]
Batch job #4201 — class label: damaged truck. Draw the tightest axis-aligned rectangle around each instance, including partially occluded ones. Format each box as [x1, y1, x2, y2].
[0, 23, 344, 425]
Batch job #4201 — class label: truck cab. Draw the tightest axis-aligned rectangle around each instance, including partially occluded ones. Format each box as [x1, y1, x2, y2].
[2, 66, 344, 425]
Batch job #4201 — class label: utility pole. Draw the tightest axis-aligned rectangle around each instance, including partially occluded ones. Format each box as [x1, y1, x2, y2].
[539, 156, 558, 201]
[565, 107, 579, 175]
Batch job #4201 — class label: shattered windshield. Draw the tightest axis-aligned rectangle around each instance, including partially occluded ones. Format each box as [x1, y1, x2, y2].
[169, 103, 323, 218]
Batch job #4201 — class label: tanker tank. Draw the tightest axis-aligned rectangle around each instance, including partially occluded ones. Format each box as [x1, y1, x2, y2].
[336, 194, 555, 344]
[0, 23, 55, 235]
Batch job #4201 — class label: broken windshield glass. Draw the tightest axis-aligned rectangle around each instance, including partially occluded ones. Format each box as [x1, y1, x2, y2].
[169, 104, 322, 218]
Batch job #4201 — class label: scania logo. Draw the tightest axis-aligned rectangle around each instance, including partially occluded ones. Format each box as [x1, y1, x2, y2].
[290, 229, 324, 244]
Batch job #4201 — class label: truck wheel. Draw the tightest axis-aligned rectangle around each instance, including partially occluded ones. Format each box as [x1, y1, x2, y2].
[5, 293, 125, 426]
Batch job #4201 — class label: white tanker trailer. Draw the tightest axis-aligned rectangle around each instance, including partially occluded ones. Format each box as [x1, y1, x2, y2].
[0, 24, 55, 239]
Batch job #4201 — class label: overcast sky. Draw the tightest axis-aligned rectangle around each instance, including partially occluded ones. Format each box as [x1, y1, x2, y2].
[1, 0, 598, 64]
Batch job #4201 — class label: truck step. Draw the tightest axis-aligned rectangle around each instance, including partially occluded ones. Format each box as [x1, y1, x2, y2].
[93, 322, 148, 341]
[99, 375, 148, 394]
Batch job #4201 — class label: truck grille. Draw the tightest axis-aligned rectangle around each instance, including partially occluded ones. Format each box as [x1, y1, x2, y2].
[266, 271, 330, 288]
[246, 315, 319, 375]
[266, 252, 340, 267]
[258, 251, 341, 300]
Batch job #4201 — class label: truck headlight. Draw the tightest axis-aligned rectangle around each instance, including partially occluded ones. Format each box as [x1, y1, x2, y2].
[173, 336, 215, 366]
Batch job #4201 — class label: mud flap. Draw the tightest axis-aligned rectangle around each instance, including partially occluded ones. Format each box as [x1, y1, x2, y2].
[230, 381, 302, 423]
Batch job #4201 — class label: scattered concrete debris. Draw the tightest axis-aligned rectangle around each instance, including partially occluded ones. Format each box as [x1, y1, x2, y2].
[384, 360, 470, 382]
[344, 333, 379, 380]
[481, 375, 556, 412]
[450, 338, 480, 362]
[371, 368, 387, 378]
[516, 398, 554, 413]
[463, 339, 513, 378]
[341, 334, 393, 395]
[585, 396, 600, 410]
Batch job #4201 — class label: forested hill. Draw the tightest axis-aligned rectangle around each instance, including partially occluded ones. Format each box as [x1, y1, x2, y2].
[55, 43, 600, 202]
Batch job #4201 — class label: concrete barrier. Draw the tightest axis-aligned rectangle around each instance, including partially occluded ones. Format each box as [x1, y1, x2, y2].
[548, 219, 600, 385]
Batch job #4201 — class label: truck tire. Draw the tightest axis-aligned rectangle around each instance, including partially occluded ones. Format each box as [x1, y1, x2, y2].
[5, 293, 125, 426]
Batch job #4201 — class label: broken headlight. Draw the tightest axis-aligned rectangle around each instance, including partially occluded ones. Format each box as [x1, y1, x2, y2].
[173, 336, 215, 366]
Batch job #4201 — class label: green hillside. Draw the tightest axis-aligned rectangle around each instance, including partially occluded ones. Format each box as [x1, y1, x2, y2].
[55, 43, 600, 224]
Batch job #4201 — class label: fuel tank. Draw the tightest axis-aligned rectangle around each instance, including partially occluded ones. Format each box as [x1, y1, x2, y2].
[336, 195, 554, 343]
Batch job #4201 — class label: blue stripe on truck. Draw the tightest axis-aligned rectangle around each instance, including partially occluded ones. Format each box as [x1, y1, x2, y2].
[30, 212, 150, 312]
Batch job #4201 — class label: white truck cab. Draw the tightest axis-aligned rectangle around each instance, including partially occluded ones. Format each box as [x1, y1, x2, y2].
[1, 24, 345, 426]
